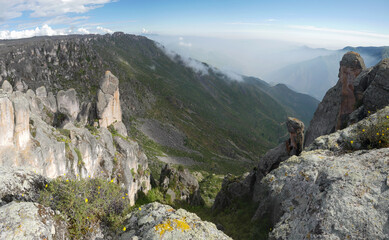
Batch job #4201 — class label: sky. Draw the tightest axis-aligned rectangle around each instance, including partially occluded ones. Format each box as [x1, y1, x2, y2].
[0, 0, 389, 48]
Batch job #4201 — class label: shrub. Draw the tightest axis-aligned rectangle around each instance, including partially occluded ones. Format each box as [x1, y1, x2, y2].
[350, 114, 389, 150]
[39, 178, 130, 239]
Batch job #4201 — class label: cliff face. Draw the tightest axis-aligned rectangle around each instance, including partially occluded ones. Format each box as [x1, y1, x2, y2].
[305, 52, 389, 146]
[0, 71, 150, 206]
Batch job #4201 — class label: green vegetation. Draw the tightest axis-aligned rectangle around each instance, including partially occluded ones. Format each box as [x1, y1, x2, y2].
[39, 178, 132, 239]
[86, 124, 99, 136]
[92, 35, 316, 176]
[74, 147, 83, 167]
[349, 114, 389, 150]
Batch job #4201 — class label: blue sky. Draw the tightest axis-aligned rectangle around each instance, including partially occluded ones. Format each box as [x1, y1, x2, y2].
[0, 0, 389, 48]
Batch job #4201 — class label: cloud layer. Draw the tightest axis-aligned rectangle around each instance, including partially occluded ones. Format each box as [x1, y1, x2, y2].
[0, 24, 114, 39]
[0, 0, 114, 21]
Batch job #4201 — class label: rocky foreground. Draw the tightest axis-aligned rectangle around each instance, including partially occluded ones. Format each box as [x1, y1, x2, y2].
[212, 52, 389, 239]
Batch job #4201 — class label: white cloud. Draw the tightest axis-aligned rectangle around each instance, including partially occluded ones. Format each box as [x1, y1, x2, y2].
[266, 19, 277, 22]
[142, 28, 150, 34]
[0, 24, 65, 39]
[97, 26, 113, 34]
[77, 27, 90, 34]
[0, 0, 115, 21]
[179, 41, 192, 47]
[178, 37, 192, 47]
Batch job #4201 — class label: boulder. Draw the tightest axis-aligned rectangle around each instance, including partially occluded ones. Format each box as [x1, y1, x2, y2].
[0, 167, 46, 206]
[1, 80, 13, 94]
[97, 71, 122, 128]
[159, 164, 204, 206]
[0, 202, 68, 240]
[119, 202, 232, 240]
[57, 88, 80, 121]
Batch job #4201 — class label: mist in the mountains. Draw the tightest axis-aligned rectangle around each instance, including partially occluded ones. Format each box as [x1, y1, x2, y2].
[155, 41, 243, 81]
[147, 34, 335, 80]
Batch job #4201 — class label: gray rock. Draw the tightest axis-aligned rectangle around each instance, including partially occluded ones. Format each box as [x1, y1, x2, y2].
[251, 107, 389, 239]
[0, 202, 68, 240]
[57, 88, 80, 121]
[36, 86, 47, 98]
[97, 71, 122, 128]
[119, 202, 232, 240]
[1, 80, 12, 94]
[305, 52, 365, 146]
[0, 167, 46, 206]
[100, 70, 119, 95]
[159, 164, 204, 206]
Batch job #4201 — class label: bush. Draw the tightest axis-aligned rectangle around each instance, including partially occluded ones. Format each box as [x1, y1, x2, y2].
[39, 178, 131, 239]
[350, 114, 389, 150]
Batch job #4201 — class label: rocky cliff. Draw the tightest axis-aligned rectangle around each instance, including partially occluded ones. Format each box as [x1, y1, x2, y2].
[305, 52, 389, 146]
[211, 52, 389, 239]
[0, 70, 150, 206]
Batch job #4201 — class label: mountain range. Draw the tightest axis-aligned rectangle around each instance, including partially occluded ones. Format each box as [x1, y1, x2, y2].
[0, 33, 318, 175]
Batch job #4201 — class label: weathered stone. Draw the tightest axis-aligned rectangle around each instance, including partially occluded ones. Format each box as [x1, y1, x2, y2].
[114, 136, 151, 206]
[57, 88, 80, 121]
[11, 92, 30, 150]
[305, 52, 366, 146]
[286, 117, 304, 156]
[336, 52, 366, 129]
[159, 164, 204, 206]
[1, 80, 13, 94]
[113, 121, 128, 137]
[0, 93, 14, 147]
[97, 71, 122, 128]
[119, 202, 232, 240]
[0, 167, 46, 206]
[36, 86, 47, 98]
[0, 202, 68, 240]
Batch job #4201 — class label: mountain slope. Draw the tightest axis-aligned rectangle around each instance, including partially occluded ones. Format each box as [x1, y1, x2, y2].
[0, 33, 317, 175]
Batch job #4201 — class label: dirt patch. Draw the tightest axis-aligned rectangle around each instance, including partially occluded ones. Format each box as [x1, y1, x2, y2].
[136, 119, 193, 152]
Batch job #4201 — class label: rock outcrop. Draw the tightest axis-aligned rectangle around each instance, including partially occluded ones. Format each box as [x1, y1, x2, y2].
[254, 107, 389, 239]
[305, 52, 389, 146]
[0, 202, 68, 240]
[119, 202, 232, 240]
[0, 78, 150, 205]
[57, 88, 80, 121]
[159, 164, 204, 206]
[97, 71, 122, 128]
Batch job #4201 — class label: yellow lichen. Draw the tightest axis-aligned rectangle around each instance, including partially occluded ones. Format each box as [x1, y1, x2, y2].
[155, 217, 191, 237]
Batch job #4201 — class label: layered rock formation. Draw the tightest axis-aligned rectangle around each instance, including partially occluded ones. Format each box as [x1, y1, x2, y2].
[0, 73, 150, 205]
[305, 52, 389, 146]
[119, 202, 231, 240]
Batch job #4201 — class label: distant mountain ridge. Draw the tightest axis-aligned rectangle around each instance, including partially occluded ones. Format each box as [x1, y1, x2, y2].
[265, 46, 389, 100]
